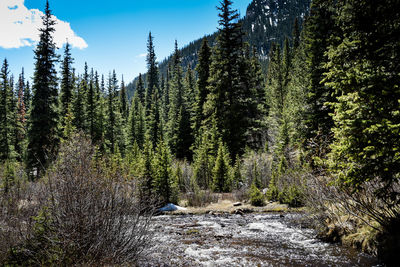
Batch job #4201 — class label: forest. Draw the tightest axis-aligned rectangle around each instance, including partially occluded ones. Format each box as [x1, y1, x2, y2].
[0, 0, 399, 265]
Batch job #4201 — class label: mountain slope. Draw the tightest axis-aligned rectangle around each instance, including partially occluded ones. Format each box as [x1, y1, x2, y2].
[127, 0, 310, 98]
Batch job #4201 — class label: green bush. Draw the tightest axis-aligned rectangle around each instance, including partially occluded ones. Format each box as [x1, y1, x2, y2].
[249, 183, 265, 207]
[266, 176, 279, 202]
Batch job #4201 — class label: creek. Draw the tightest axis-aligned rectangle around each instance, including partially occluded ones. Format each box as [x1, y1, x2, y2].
[141, 213, 382, 266]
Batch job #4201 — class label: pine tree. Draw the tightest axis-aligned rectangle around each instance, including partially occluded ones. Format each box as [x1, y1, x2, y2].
[266, 43, 284, 151]
[153, 140, 177, 205]
[246, 47, 266, 150]
[93, 71, 103, 144]
[60, 42, 74, 127]
[15, 70, 26, 160]
[147, 91, 161, 145]
[145, 32, 159, 113]
[24, 80, 31, 113]
[212, 140, 232, 192]
[128, 92, 146, 149]
[138, 135, 154, 202]
[136, 73, 145, 104]
[193, 37, 211, 139]
[303, 0, 337, 160]
[326, 0, 400, 205]
[204, 0, 251, 159]
[161, 66, 171, 123]
[73, 75, 85, 131]
[192, 133, 215, 189]
[119, 76, 128, 120]
[167, 41, 193, 159]
[87, 69, 97, 140]
[292, 18, 300, 50]
[184, 64, 196, 118]
[106, 72, 116, 153]
[0, 59, 12, 161]
[26, 1, 59, 178]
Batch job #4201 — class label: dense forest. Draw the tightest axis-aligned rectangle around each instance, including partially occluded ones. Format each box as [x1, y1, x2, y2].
[1, 0, 399, 265]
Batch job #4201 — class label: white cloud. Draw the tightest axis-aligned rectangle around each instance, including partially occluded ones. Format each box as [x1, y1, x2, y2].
[137, 53, 147, 58]
[0, 0, 87, 49]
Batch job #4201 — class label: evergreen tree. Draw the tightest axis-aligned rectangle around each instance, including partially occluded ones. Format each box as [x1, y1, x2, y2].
[184, 64, 196, 117]
[193, 37, 211, 139]
[0, 59, 12, 161]
[136, 73, 145, 103]
[326, 0, 400, 205]
[15, 70, 26, 160]
[24, 80, 31, 113]
[26, 1, 59, 178]
[266, 43, 284, 151]
[246, 47, 266, 150]
[303, 0, 337, 160]
[161, 66, 171, 123]
[138, 135, 154, 202]
[87, 69, 97, 140]
[147, 91, 161, 145]
[167, 41, 193, 159]
[106, 72, 116, 153]
[119, 76, 128, 120]
[60, 42, 74, 127]
[204, 0, 252, 159]
[192, 133, 215, 189]
[212, 140, 232, 192]
[153, 140, 177, 205]
[292, 17, 300, 50]
[145, 32, 159, 113]
[73, 75, 85, 131]
[128, 92, 146, 149]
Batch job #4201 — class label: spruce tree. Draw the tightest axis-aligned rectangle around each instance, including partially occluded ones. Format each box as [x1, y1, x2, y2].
[193, 37, 211, 139]
[73, 76, 85, 131]
[136, 73, 145, 104]
[0, 59, 12, 161]
[204, 0, 252, 159]
[139, 135, 154, 202]
[326, 0, 400, 205]
[266, 43, 284, 151]
[60, 42, 74, 127]
[145, 32, 159, 114]
[245, 46, 266, 150]
[106, 72, 116, 153]
[147, 91, 161, 145]
[167, 41, 193, 159]
[184, 64, 196, 118]
[26, 1, 59, 177]
[87, 69, 96, 140]
[128, 92, 146, 149]
[212, 140, 232, 193]
[303, 0, 337, 160]
[153, 140, 177, 205]
[24, 80, 31, 113]
[15, 70, 26, 160]
[119, 76, 128, 120]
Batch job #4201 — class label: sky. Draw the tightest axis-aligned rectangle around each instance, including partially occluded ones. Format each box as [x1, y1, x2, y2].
[0, 0, 250, 84]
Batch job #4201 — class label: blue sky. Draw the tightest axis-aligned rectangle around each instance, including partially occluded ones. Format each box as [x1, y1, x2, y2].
[0, 0, 250, 83]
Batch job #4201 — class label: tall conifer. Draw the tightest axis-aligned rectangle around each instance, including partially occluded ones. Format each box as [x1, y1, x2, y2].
[26, 1, 59, 177]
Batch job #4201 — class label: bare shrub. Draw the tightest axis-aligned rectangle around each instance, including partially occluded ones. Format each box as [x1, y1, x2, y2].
[241, 151, 273, 189]
[185, 190, 218, 207]
[173, 160, 193, 193]
[0, 162, 39, 264]
[305, 169, 400, 238]
[5, 134, 154, 265]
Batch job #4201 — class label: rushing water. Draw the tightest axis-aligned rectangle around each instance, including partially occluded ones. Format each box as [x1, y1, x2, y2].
[141, 213, 381, 267]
